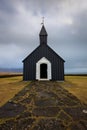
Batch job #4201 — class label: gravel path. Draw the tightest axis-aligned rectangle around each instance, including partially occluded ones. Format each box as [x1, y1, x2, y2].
[0, 81, 87, 130]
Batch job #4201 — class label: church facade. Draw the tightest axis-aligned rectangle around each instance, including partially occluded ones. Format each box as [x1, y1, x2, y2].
[23, 25, 65, 81]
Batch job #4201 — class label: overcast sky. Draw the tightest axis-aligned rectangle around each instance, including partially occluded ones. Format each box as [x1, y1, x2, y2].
[0, 0, 87, 73]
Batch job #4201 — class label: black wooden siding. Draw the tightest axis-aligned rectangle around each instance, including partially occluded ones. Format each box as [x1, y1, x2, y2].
[23, 44, 64, 81]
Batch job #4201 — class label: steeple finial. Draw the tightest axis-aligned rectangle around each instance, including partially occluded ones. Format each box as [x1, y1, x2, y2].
[41, 17, 44, 25]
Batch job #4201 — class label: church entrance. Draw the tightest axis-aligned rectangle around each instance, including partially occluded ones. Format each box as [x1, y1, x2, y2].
[40, 63, 47, 78]
[36, 57, 51, 80]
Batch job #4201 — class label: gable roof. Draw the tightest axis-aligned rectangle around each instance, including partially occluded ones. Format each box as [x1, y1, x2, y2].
[47, 45, 65, 62]
[23, 44, 65, 62]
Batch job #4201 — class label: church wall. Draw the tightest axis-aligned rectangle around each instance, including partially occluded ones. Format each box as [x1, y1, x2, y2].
[23, 44, 64, 81]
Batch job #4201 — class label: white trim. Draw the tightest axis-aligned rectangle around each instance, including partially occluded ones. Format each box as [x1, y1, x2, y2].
[36, 57, 51, 80]
[39, 79, 49, 81]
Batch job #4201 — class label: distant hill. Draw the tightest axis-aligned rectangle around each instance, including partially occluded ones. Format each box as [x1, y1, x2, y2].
[0, 68, 23, 73]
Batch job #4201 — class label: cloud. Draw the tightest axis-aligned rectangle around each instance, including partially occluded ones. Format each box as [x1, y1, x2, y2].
[0, 44, 23, 68]
[0, 0, 87, 73]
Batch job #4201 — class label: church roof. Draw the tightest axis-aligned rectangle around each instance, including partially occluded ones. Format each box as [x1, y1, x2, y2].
[23, 44, 65, 62]
[39, 25, 48, 36]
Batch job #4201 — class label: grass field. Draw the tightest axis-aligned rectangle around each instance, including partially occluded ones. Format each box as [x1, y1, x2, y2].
[59, 76, 87, 104]
[0, 75, 30, 107]
[0, 75, 87, 107]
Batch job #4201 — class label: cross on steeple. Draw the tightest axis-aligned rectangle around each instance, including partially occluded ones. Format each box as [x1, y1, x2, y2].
[41, 17, 44, 25]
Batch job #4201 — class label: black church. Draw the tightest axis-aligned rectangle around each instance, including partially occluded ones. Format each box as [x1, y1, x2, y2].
[23, 25, 65, 81]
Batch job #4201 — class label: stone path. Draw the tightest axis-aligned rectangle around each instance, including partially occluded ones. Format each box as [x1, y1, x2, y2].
[0, 81, 87, 130]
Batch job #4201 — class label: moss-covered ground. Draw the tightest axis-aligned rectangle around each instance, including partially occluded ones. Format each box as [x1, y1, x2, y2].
[0, 80, 87, 130]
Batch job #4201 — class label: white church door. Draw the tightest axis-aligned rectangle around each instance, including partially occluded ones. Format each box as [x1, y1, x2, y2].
[36, 57, 52, 80]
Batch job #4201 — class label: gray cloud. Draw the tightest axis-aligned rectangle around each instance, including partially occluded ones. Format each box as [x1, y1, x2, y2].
[0, 0, 87, 73]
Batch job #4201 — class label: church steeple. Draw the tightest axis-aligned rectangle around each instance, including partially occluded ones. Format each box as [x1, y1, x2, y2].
[39, 25, 48, 45]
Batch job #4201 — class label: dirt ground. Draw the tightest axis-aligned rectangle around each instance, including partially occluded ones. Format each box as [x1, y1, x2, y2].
[0, 81, 87, 130]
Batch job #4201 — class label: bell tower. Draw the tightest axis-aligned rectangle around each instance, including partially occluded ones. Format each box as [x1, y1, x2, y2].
[39, 18, 48, 45]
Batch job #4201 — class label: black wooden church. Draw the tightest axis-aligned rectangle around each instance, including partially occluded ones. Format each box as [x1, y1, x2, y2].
[23, 25, 65, 81]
